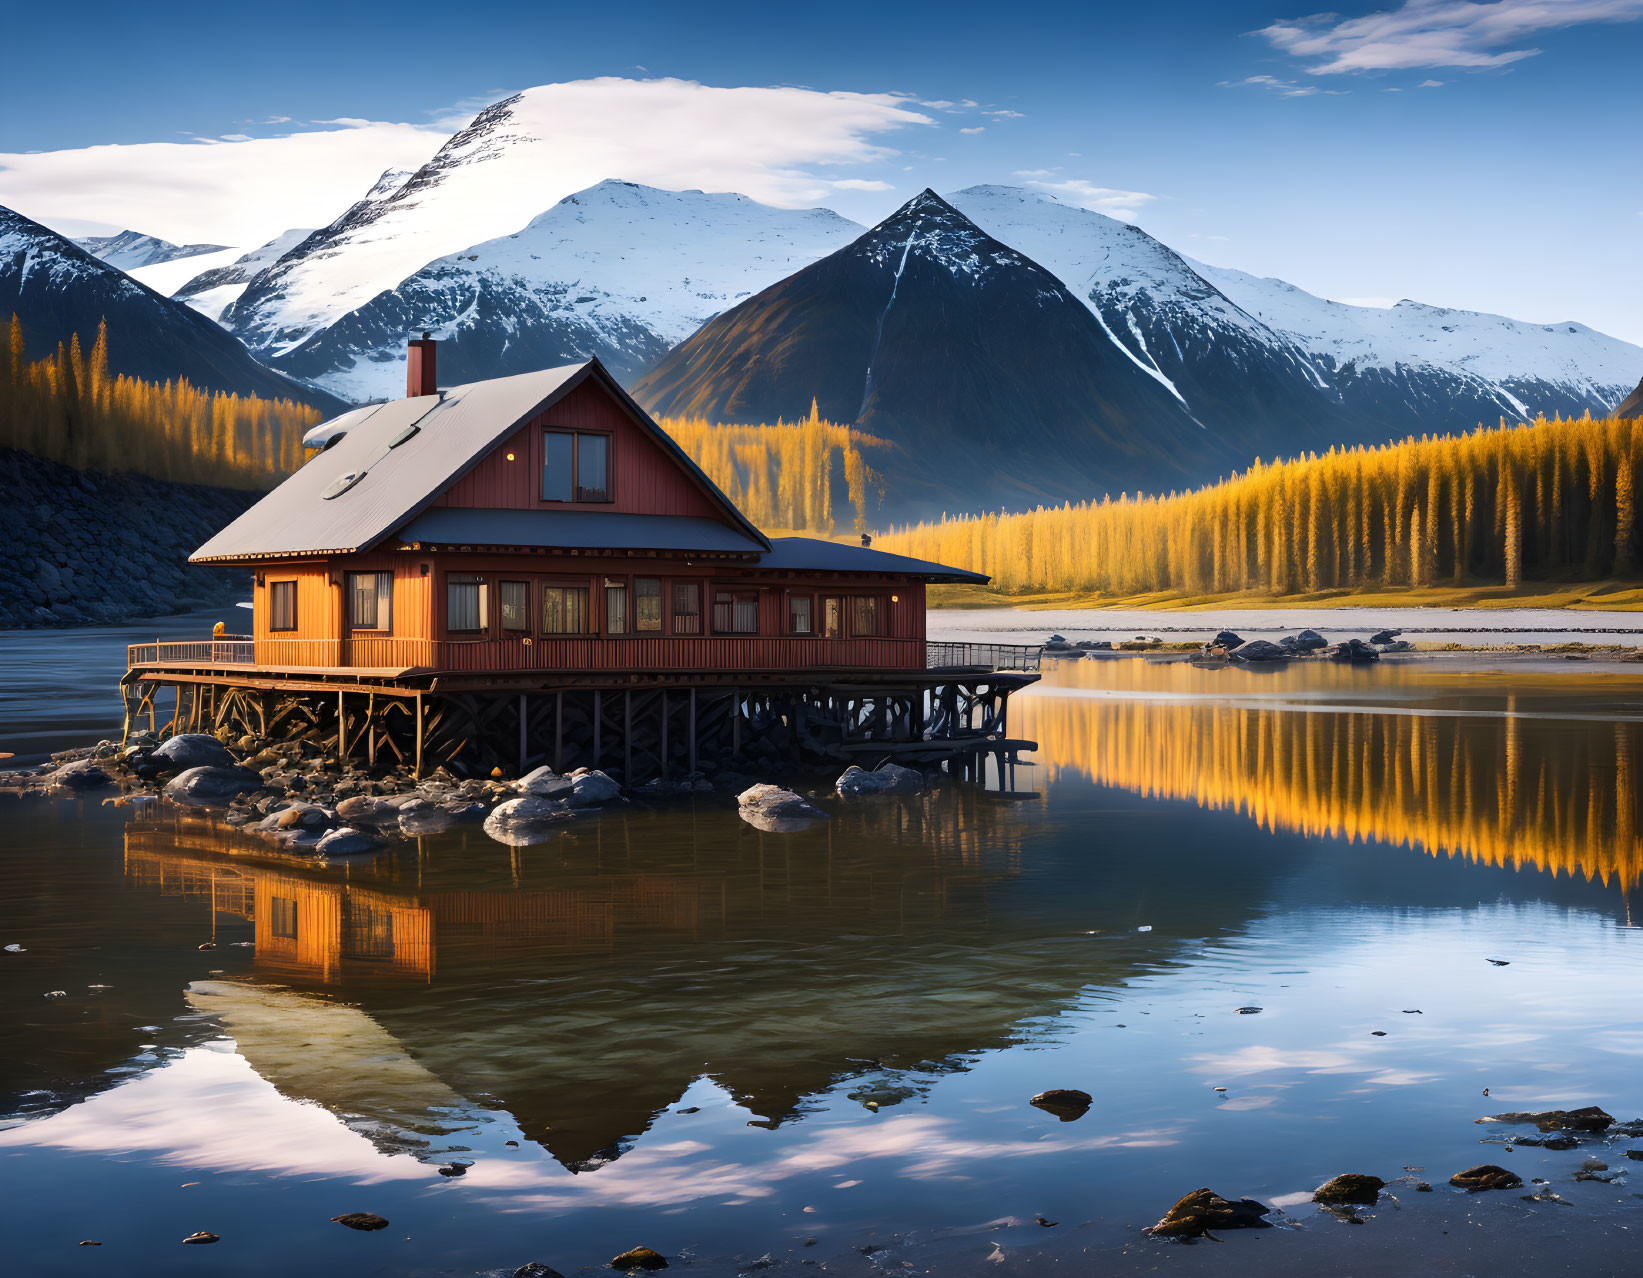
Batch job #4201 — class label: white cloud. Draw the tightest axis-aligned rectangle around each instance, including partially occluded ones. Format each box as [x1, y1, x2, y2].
[959, 126, 986, 134]
[1024, 177, 1160, 220]
[0, 77, 933, 248]
[1222, 73, 1348, 97]
[1256, 0, 1643, 75]
[1012, 168, 1060, 178]
[1418, 78, 1446, 85]
[830, 178, 896, 191]
[985, 109, 1026, 119]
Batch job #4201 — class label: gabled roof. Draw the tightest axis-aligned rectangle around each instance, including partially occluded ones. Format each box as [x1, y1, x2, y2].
[190, 360, 768, 563]
[760, 537, 990, 584]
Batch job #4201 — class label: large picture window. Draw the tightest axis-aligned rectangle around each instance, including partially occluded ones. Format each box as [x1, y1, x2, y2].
[269, 580, 297, 632]
[447, 573, 487, 633]
[713, 589, 759, 634]
[850, 595, 882, 637]
[349, 571, 392, 631]
[542, 429, 612, 503]
[672, 582, 702, 634]
[500, 580, 529, 632]
[542, 586, 589, 634]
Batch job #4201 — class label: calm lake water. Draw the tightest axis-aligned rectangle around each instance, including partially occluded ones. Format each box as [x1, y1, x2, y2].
[4, 616, 1643, 1275]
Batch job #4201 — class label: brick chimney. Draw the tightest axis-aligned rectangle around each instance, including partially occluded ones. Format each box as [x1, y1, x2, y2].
[406, 331, 437, 398]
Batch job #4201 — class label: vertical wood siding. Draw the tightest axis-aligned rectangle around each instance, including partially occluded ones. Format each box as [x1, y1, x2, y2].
[435, 380, 725, 519]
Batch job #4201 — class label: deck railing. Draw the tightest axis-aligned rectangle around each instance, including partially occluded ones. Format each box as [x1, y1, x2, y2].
[926, 641, 1043, 672]
[128, 636, 1044, 675]
[128, 637, 255, 667]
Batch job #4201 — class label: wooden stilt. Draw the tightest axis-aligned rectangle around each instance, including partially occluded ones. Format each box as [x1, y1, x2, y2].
[593, 690, 602, 769]
[554, 691, 564, 773]
[414, 694, 424, 778]
[518, 693, 527, 776]
[624, 690, 633, 781]
[688, 689, 697, 774]
[337, 691, 346, 761]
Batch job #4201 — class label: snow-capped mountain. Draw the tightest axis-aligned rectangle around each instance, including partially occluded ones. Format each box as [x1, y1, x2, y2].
[264, 180, 862, 402]
[149, 227, 317, 322]
[1193, 260, 1640, 426]
[635, 190, 1225, 513]
[71, 229, 228, 273]
[0, 203, 341, 411]
[951, 185, 1640, 448]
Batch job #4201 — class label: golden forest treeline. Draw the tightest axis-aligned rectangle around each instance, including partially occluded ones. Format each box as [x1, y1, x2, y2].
[1, 315, 322, 489]
[1019, 684, 1643, 889]
[658, 401, 880, 533]
[880, 414, 1643, 595]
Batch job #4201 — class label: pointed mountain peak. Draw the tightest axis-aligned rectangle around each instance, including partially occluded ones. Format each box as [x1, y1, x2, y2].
[855, 186, 1037, 283]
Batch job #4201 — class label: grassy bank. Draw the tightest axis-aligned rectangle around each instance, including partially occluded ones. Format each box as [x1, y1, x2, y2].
[926, 579, 1643, 612]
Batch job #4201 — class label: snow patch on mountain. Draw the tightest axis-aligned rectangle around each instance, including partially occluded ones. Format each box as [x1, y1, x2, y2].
[72, 229, 229, 273]
[1193, 261, 1641, 410]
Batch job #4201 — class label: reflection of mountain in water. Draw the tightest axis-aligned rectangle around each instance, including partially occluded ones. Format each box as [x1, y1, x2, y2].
[1021, 666, 1643, 889]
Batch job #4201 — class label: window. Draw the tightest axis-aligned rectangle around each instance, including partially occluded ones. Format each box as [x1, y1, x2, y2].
[673, 582, 702, 634]
[788, 593, 813, 635]
[349, 571, 392, 631]
[605, 578, 628, 634]
[823, 596, 843, 639]
[713, 589, 759, 634]
[269, 580, 297, 631]
[270, 896, 298, 940]
[500, 580, 529, 632]
[447, 573, 487, 633]
[542, 585, 589, 634]
[851, 595, 882, 637]
[542, 429, 612, 503]
[634, 578, 663, 631]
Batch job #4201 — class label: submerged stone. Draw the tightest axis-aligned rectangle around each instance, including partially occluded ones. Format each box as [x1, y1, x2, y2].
[1030, 1088, 1092, 1121]
[611, 1246, 668, 1270]
[1478, 1106, 1613, 1132]
[1148, 1188, 1272, 1238]
[1450, 1164, 1522, 1191]
[153, 733, 234, 771]
[164, 765, 262, 805]
[1313, 1173, 1384, 1204]
[331, 1212, 389, 1231]
[835, 763, 923, 797]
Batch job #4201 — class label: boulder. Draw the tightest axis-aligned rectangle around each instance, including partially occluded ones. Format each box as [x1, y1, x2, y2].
[1478, 1106, 1613, 1133]
[1313, 1173, 1384, 1204]
[330, 1213, 389, 1231]
[565, 769, 622, 808]
[1231, 640, 1287, 662]
[1369, 629, 1400, 645]
[1030, 1088, 1092, 1121]
[515, 766, 575, 800]
[610, 1248, 668, 1271]
[1075, 640, 1113, 650]
[164, 765, 262, 805]
[335, 795, 400, 824]
[1449, 1164, 1522, 1191]
[513, 1265, 567, 1278]
[1380, 640, 1415, 653]
[51, 759, 114, 789]
[399, 803, 457, 836]
[152, 733, 235, 771]
[737, 784, 828, 833]
[1289, 628, 1327, 652]
[484, 796, 570, 845]
[315, 827, 380, 857]
[1211, 630, 1244, 649]
[1323, 639, 1380, 663]
[1147, 1188, 1272, 1238]
[835, 764, 923, 798]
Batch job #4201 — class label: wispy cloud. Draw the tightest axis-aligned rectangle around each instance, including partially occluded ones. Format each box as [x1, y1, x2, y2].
[1221, 73, 1348, 97]
[959, 126, 986, 134]
[0, 78, 933, 246]
[1256, 0, 1643, 75]
[985, 109, 1026, 119]
[1024, 178, 1159, 220]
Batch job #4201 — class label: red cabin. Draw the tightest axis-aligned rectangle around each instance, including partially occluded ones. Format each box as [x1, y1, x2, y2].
[189, 347, 985, 678]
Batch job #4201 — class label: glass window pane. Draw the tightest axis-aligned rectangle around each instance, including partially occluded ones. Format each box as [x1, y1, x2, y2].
[270, 581, 296, 631]
[788, 594, 812, 634]
[734, 596, 759, 633]
[351, 574, 377, 629]
[635, 578, 662, 631]
[501, 581, 528, 631]
[566, 586, 587, 633]
[375, 572, 393, 633]
[543, 431, 574, 501]
[577, 434, 609, 501]
[448, 577, 481, 632]
[673, 582, 701, 634]
[605, 580, 627, 634]
[851, 596, 879, 636]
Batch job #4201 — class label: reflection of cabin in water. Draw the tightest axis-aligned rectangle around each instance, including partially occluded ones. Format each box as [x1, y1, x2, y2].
[124, 339, 1038, 779]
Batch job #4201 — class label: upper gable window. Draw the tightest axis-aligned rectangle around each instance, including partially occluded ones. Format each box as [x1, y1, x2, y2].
[542, 429, 611, 503]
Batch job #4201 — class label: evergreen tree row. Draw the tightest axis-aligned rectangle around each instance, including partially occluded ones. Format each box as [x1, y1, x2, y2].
[880, 413, 1643, 595]
[659, 401, 881, 533]
[1, 314, 322, 489]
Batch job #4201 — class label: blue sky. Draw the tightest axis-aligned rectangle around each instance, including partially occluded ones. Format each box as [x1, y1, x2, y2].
[3, 0, 1640, 342]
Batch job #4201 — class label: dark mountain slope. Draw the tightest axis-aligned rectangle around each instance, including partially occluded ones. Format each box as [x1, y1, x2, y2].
[634, 190, 1232, 514]
[1, 204, 342, 412]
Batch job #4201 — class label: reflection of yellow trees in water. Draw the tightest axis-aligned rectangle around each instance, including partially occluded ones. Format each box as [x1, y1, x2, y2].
[1021, 692, 1643, 887]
